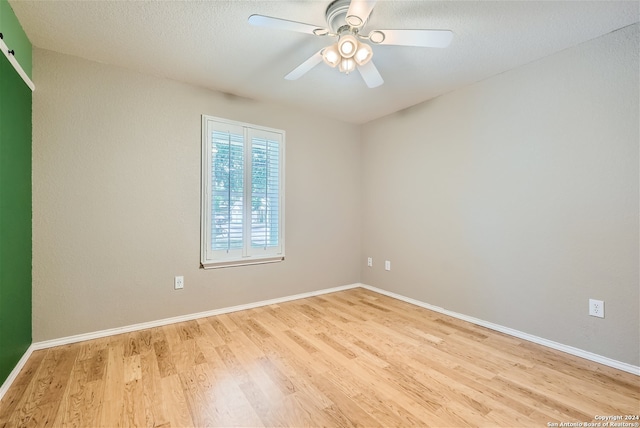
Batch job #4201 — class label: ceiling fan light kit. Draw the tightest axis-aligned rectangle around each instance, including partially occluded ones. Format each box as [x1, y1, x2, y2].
[322, 33, 373, 74]
[248, 0, 453, 88]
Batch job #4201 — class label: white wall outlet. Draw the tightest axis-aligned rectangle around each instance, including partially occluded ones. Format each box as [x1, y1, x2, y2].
[367, 257, 373, 267]
[385, 260, 391, 271]
[174, 275, 184, 290]
[589, 299, 604, 318]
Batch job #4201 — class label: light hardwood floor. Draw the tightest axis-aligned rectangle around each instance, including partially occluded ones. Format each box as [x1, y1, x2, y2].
[1, 288, 638, 427]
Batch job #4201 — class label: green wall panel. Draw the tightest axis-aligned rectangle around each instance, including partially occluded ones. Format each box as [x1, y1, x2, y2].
[0, 0, 31, 78]
[0, 52, 32, 386]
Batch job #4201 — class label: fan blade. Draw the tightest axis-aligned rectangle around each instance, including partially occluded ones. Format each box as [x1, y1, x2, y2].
[357, 61, 384, 88]
[248, 14, 326, 35]
[373, 29, 453, 48]
[346, 0, 377, 28]
[284, 50, 324, 80]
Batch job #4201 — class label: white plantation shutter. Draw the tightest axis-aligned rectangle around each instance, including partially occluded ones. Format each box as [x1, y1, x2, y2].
[211, 129, 244, 253]
[250, 133, 281, 252]
[201, 116, 285, 268]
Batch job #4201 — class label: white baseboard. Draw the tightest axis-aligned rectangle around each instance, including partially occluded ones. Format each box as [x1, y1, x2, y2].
[0, 344, 36, 403]
[2, 281, 636, 403]
[359, 283, 640, 376]
[1, 283, 358, 401]
[32, 283, 361, 350]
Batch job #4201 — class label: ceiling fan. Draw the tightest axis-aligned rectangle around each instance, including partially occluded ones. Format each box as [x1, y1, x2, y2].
[248, 0, 453, 88]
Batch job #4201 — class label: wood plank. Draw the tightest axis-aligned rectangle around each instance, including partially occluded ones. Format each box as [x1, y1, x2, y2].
[52, 357, 90, 426]
[160, 374, 194, 428]
[98, 342, 124, 427]
[153, 339, 177, 378]
[139, 349, 169, 427]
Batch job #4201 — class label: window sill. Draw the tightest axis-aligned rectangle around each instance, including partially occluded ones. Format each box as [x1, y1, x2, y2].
[201, 256, 285, 269]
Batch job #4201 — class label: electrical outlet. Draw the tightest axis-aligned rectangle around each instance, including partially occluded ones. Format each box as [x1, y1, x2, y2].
[589, 299, 604, 318]
[367, 257, 373, 267]
[385, 260, 391, 271]
[174, 276, 184, 290]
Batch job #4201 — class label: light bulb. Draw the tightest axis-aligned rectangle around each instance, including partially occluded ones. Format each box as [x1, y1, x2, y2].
[341, 40, 355, 55]
[339, 57, 356, 74]
[322, 44, 341, 68]
[338, 35, 358, 59]
[354, 43, 373, 66]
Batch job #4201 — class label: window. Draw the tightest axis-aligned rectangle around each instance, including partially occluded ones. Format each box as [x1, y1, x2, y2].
[201, 115, 285, 268]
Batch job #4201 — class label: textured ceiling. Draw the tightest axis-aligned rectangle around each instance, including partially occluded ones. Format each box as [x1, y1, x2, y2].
[9, 0, 639, 124]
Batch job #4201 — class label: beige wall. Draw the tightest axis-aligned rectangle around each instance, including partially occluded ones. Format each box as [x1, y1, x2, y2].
[361, 24, 639, 366]
[32, 48, 362, 341]
[33, 24, 639, 367]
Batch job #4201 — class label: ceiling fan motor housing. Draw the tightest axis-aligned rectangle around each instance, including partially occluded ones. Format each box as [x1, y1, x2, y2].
[326, 0, 361, 34]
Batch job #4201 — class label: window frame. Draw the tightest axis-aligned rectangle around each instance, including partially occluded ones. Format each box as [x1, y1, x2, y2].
[200, 115, 285, 269]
